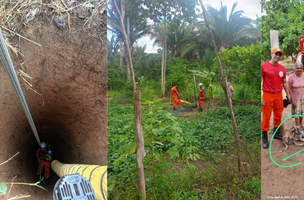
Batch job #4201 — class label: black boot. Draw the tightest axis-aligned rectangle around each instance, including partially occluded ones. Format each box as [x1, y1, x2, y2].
[44, 178, 48, 185]
[198, 108, 203, 112]
[35, 175, 39, 182]
[262, 131, 269, 149]
[173, 107, 176, 110]
[273, 127, 282, 140]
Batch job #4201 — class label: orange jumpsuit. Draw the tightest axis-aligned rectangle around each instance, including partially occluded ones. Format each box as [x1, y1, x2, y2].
[199, 88, 205, 109]
[172, 86, 179, 108]
[261, 61, 286, 132]
[36, 148, 52, 179]
[261, 92, 283, 131]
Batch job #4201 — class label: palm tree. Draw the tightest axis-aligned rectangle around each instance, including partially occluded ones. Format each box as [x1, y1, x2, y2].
[133, 45, 149, 77]
[150, 23, 167, 97]
[108, 0, 151, 81]
[166, 18, 215, 62]
[205, 2, 259, 51]
[107, 35, 120, 62]
[166, 18, 196, 59]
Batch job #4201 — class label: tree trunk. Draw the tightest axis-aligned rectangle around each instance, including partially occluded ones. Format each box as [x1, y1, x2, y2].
[244, 84, 247, 101]
[113, 0, 146, 198]
[161, 10, 167, 97]
[164, 23, 167, 97]
[209, 82, 213, 99]
[193, 73, 197, 104]
[126, 56, 131, 82]
[119, 42, 125, 80]
[161, 43, 165, 97]
[134, 91, 146, 199]
[126, 16, 131, 82]
[163, 46, 167, 97]
[218, 83, 221, 97]
[209, 83, 214, 107]
[199, 0, 243, 172]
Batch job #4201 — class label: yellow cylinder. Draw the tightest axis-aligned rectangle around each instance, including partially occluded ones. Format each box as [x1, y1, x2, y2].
[51, 160, 107, 200]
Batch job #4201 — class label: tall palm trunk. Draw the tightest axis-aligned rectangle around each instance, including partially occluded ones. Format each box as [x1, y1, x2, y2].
[126, 16, 131, 82]
[161, 10, 167, 97]
[119, 42, 125, 80]
[161, 43, 165, 96]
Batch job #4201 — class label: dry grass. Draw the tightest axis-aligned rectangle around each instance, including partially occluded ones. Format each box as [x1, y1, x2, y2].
[0, 0, 106, 52]
[0, 152, 49, 199]
[0, 0, 105, 97]
[0, 152, 19, 166]
[6, 179, 50, 193]
[1, 0, 105, 33]
[6, 194, 31, 200]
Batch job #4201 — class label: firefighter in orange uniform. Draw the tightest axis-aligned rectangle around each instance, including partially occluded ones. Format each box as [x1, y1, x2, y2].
[35, 142, 52, 185]
[198, 83, 205, 112]
[171, 83, 180, 110]
[261, 48, 291, 149]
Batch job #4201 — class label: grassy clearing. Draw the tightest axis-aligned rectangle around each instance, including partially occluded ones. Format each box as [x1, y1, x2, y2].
[107, 100, 260, 200]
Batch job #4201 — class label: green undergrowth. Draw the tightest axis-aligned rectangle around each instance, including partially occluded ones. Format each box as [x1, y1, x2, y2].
[107, 102, 261, 199]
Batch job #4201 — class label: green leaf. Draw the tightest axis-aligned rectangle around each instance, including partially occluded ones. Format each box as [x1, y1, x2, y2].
[152, 141, 164, 146]
[167, 147, 179, 159]
[152, 129, 159, 136]
[0, 182, 7, 194]
[84, 3, 95, 8]
[124, 142, 135, 154]
[171, 132, 181, 146]
[161, 136, 172, 142]
[113, 159, 120, 169]
[108, 182, 115, 192]
[154, 153, 161, 162]
[130, 143, 137, 154]
[249, 44, 254, 53]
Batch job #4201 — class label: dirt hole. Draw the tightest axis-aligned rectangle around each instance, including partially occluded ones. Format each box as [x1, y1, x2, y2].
[0, 2, 106, 198]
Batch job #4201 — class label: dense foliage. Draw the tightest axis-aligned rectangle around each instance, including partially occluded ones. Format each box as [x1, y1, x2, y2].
[107, 2, 261, 199]
[206, 2, 260, 50]
[107, 103, 261, 199]
[261, 0, 304, 61]
[108, 2, 260, 94]
[218, 45, 261, 100]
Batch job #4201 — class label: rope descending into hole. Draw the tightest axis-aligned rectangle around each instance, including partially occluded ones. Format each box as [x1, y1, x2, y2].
[0, 28, 42, 149]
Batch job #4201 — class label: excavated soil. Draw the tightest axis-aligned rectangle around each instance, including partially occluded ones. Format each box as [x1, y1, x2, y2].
[0, 2, 106, 199]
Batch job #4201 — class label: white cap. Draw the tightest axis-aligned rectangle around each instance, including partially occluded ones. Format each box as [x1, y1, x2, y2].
[198, 83, 203, 86]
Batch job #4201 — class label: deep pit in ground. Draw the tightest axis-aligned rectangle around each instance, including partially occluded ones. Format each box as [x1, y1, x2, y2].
[0, 3, 106, 199]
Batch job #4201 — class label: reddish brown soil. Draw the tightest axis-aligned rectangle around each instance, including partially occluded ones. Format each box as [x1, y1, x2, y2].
[0, 2, 106, 199]
[261, 79, 304, 199]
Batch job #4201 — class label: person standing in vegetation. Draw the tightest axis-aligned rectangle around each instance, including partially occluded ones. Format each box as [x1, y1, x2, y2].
[288, 62, 304, 135]
[171, 83, 180, 110]
[198, 83, 205, 112]
[261, 48, 291, 149]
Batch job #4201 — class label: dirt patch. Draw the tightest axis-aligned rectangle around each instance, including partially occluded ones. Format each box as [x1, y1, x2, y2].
[177, 108, 199, 117]
[261, 72, 304, 199]
[280, 57, 294, 69]
[261, 105, 304, 199]
[0, 1, 106, 199]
